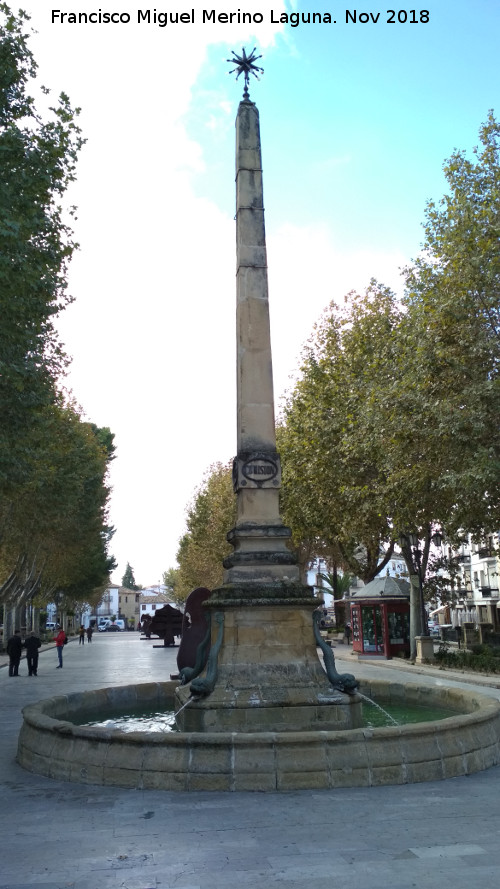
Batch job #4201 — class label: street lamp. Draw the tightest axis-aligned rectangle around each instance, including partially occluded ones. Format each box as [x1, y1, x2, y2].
[431, 529, 444, 549]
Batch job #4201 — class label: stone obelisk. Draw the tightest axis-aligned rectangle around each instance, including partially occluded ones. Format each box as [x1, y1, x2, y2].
[175, 52, 358, 733]
[225, 76, 300, 587]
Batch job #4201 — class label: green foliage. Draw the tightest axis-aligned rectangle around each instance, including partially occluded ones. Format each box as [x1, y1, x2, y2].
[175, 462, 236, 601]
[122, 562, 139, 591]
[162, 566, 182, 606]
[400, 111, 500, 539]
[317, 571, 353, 599]
[408, 110, 499, 346]
[0, 5, 84, 492]
[435, 645, 500, 674]
[0, 402, 116, 606]
[278, 282, 398, 582]
[279, 113, 500, 592]
[0, 7, 115, 611]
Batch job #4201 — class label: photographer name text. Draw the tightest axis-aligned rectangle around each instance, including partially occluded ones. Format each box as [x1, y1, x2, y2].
[51, 9, 431, 27]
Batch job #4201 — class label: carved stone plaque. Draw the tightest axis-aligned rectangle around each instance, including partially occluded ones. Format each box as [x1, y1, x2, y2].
[232, 452, 281, 491]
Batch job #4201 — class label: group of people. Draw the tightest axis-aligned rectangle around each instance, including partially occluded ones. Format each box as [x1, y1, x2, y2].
[6, 630, 42, 676]
[6, 623, 95, 675]
[78, 625, 93, 644]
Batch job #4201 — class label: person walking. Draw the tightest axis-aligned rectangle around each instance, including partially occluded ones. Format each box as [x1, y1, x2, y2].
[24, 631, 41, 676]
[54, 626, 67, 668]
[7, 629, 23, 677]
[86, 626, 93, 643]
[344, 622, 352, 645]
[78, 625, 85, 645]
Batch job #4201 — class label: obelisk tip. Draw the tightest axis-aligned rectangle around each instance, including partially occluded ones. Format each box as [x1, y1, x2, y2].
[227, 46, 263, 101]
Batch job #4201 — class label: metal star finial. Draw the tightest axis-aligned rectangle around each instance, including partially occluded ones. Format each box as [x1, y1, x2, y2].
[227, 47, 264, 100]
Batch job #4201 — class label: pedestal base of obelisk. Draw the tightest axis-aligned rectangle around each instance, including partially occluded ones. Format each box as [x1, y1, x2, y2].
[174, 603, 362, 733]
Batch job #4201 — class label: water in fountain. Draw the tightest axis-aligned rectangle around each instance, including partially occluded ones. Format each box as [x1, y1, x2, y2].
[79, 710, 177, 733]
[356, 691, 400, 726]
[76, 695, 464, 733]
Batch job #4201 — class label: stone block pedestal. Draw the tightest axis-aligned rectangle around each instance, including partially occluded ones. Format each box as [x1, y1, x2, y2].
[415, 635, 435, 664]
[175, 601, 362, 733]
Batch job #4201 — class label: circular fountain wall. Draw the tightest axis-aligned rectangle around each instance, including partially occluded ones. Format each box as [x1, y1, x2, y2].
[17, 679, 500, 791]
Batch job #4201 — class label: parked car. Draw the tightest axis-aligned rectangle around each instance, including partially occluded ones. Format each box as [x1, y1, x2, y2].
[45, 622, 57, 631]
[105, 623, 122, 632]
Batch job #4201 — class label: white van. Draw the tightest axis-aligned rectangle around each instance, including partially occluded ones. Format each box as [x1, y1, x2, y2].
[110, 619, 125, 631]
[45, 622, 57, 631]
[99, 619, 125, 631]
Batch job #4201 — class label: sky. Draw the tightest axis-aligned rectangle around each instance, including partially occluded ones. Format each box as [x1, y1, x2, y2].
[19, 1, 500, 587]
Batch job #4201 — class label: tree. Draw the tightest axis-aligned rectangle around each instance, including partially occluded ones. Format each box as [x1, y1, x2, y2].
[0, 5, 84, 495]
[162, 567, 182, 606]
[278, 282, 398, 584]
[317, 568, 353, 626]
[0, 403, 116, 609]
[317, 570, 353, 598]
[279, 115, 500, 660]
[408, 110, 499, 346]
[398, 112, 500, 542]
[0, 7, 115, 616]
[175, 462, 236, 602]
[122, 563, 139, 591]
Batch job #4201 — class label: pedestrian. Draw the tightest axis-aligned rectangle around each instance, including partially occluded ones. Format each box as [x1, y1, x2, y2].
[455, 625, 462, 650]
[86, 625, 93, 643]
[344, 622, 352, 645]
[54, 626, 67, 668]
[7, 629, 23, 677]
[78, 625, 85, 645]
[24, 631, 41, 676]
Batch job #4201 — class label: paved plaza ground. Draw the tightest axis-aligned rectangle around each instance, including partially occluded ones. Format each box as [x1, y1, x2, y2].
[1, 632, 500, 889]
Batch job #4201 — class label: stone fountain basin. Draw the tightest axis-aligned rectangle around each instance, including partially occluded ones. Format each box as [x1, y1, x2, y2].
[17, 679, 500, 791]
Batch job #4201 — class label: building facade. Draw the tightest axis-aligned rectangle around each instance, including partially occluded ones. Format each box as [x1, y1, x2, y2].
[117, 587, 140, 629]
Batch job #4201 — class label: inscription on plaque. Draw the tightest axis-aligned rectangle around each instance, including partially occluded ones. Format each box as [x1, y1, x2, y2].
[233, 453, 281, 491]
[243, 459, 277, 481]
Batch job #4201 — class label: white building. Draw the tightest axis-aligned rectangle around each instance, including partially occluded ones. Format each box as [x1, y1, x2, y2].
[448, 533, 500, 627]
[92, 583, 120, 625]
[138, 591, 178, 625]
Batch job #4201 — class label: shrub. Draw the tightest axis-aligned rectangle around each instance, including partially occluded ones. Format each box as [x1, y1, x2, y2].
[435, 644, 500, 673]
